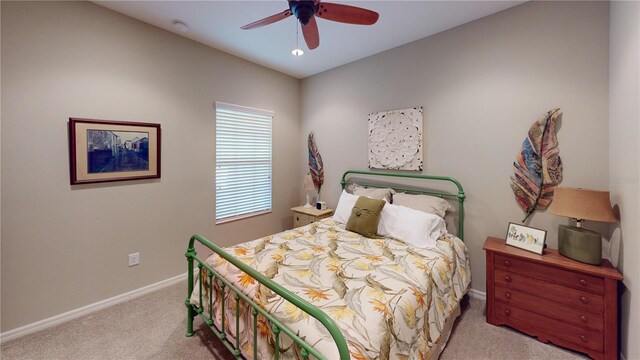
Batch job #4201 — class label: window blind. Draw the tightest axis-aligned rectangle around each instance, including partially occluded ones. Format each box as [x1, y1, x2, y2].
[215, 102, 273, 223]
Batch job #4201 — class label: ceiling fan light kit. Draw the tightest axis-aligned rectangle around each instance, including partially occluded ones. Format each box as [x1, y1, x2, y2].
[241, 0, 379, 51]
[292, 21, 304, 56]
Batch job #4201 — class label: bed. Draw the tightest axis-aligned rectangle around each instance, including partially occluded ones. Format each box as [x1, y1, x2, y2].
[186, 170, 471, 360]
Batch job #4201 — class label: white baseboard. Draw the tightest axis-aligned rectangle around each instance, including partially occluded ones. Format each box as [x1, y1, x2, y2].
[468, 288, 487, 301]
[0, 273, 187, 344]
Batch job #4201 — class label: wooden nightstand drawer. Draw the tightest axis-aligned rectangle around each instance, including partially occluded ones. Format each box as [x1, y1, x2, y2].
[291, 206, 334, 229]
[495, 254, 604, 294]
[495, 269, 603, 314]
[485, 237, 623, 360]
[294, 213, 316, 228]
[495, 301, 604, 353]
[495, 284, 603, 331]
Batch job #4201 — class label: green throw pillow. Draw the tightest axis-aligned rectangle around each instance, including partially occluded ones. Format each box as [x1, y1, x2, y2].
[346, 197, 386, 238]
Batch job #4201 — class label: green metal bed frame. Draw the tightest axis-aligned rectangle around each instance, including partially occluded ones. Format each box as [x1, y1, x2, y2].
[185, 170, 466, 360]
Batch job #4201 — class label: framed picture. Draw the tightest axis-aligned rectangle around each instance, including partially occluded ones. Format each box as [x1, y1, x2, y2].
[69, 118, 161, 185]
[505, 222, 547, 255]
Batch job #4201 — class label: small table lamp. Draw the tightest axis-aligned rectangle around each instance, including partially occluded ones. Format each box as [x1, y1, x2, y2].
[548, 187, 617, 265]
[302, 173, 315, 208]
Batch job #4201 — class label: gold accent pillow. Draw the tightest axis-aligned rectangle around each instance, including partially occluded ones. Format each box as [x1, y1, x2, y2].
[346, 196, 386, 238]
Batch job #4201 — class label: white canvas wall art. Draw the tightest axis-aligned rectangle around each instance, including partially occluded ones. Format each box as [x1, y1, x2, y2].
[368, 107, 423, 171]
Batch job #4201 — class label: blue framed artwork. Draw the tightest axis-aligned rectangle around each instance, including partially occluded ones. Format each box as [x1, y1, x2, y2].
[69, 118, 161, 185]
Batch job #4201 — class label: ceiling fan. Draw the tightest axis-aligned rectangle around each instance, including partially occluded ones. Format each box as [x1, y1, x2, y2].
[241, 0, 379, 50]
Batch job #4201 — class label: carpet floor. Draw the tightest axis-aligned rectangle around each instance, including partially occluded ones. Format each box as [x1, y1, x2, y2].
[1, 282, 587, 359]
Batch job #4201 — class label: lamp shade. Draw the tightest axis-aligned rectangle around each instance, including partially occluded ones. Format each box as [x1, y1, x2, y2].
[548, 187, 616, 223]
[302, 174, 315, 191]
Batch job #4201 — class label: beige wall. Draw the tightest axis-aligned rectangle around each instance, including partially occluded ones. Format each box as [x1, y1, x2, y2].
[302, 2, 609, 291]
[0, 1, 300, 332]
[300, 1, 640, 356]
[609, 2, 639, 359]
[301, 0, 610, 303]
[2, 1, 635, 355]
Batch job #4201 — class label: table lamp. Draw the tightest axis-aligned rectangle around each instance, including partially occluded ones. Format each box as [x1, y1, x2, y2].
[548, 187, 617, 265]
[302, 173, 315, 208]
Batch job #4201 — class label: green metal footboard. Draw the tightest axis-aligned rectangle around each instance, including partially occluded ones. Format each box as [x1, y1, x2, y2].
[185, 234, 350, 360]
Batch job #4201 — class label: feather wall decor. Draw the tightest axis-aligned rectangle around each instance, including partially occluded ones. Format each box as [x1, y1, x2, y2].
[510, 108, 563, 222]
[308, 132, 324, 196]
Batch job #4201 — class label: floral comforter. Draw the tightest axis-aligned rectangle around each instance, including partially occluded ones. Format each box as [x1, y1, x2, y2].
[190, 219, 471, 360]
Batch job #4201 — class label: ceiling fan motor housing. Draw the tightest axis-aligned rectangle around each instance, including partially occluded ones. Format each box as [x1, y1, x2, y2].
[289, 0, 318, 26]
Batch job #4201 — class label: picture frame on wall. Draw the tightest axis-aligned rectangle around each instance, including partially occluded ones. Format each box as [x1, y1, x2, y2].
[505, 222, 547, 255]
[69, 118, 161, 185]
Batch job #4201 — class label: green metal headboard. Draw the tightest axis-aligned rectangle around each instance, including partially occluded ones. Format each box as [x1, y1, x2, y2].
[340, 170, 466, 240]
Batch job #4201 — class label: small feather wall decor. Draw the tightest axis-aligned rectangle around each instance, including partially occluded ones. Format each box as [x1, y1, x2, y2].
[510, 108, 563, 222]
[308, 132, 324, 196]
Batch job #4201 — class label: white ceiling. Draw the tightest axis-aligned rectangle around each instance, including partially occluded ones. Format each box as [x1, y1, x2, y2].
[94, 1, 525, 79]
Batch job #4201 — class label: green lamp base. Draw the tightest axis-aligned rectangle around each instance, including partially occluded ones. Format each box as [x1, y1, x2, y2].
[558, 225, 602, 265]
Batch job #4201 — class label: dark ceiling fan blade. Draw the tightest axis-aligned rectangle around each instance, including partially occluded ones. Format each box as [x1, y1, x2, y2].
[241, 9, 292, 30]
[301, 16, 319, 50]
[316, 2, 379, 25]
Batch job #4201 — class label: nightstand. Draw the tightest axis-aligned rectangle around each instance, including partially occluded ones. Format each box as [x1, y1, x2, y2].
[483, 237, 623, 360]
[291, 206, 334, 228]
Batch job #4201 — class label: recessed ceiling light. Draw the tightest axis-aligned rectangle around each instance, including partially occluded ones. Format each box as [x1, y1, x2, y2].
[172, 20, 189, 33]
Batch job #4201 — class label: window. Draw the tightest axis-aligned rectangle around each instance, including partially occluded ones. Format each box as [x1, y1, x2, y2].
[215, 102, 273, 223]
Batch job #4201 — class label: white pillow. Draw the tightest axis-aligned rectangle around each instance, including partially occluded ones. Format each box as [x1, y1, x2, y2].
[333, 190, 359, 224]
[378, 203, 446, 249]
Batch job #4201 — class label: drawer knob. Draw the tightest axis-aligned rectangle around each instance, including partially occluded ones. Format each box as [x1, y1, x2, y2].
[505, 292, 512, 299]
[504, 275, 512, 283]
[580, 315, 587, 323]
[579, 279, 588, 287]
[504, 260, 512, 267]
[504, 309, 511, 316]
[580, 335, 588, 343]
[580, 296, 589, 304]
[296, 216, 300, 221]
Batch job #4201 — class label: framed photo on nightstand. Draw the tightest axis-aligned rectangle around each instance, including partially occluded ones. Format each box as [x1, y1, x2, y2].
[505, 222, 547, 255]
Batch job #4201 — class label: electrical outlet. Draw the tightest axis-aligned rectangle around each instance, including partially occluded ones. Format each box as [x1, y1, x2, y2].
[128, 252, 140, 267]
